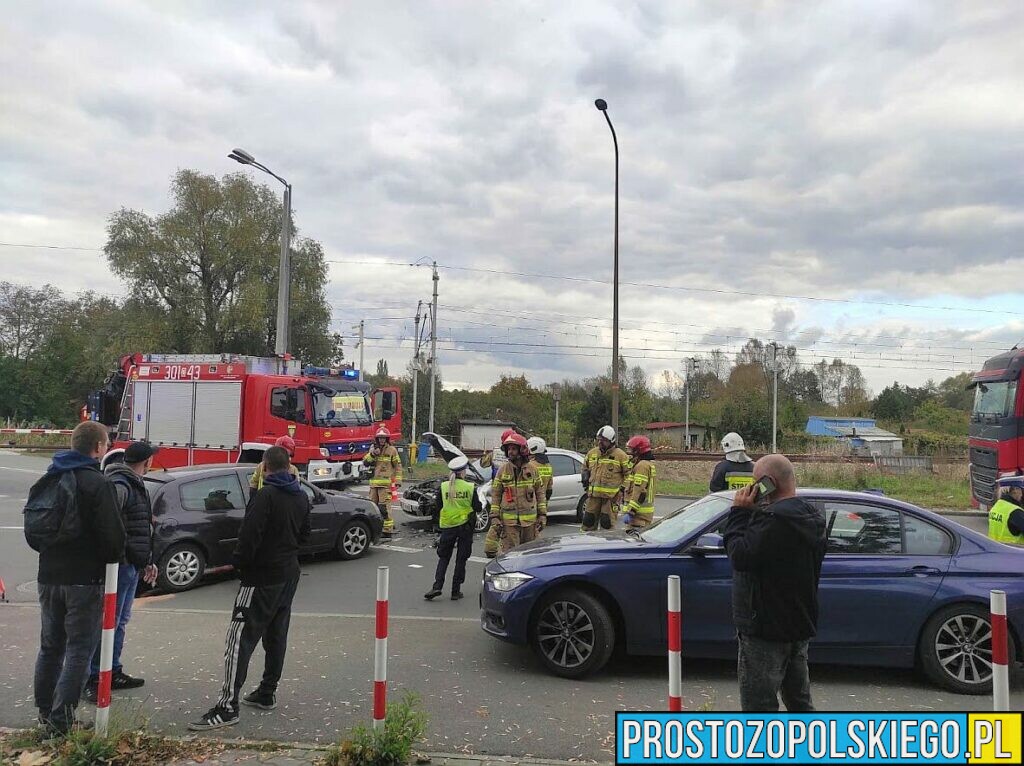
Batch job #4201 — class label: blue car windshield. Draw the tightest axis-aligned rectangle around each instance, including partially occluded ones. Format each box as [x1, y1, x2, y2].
[641, 494, 733, 544]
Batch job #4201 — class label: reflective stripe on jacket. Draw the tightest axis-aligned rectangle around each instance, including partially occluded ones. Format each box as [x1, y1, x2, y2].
[365, 445, 402, 487]
[626, 459, 656, 518]
[988, 499, 1024, 545]
[587, 447, 630, 499]
[532, 458, 553, 500]
[491, 461, 546, 524]
[725, 472, 754, 489]
[439, 479, 475, 529]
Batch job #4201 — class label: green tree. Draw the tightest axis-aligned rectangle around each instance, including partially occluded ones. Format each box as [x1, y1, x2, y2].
[105, 169, 338, 364]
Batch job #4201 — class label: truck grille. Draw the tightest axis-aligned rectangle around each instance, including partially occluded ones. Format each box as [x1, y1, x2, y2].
[326, 441, 372, 457]
[970, 464, 996, 505]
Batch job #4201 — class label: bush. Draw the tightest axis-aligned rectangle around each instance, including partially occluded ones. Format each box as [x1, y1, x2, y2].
[325, 693, 428, 766]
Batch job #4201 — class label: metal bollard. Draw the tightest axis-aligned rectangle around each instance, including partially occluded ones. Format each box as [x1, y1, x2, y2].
[373, 566, 390, 729]
[667, 575, 682, 711]
[95, 562, 119, 736]
[991, 589, 1009, 711]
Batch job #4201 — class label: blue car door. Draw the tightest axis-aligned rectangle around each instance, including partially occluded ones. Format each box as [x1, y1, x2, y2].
[674, 538, 737, 656]
[812, 500, 953, 665]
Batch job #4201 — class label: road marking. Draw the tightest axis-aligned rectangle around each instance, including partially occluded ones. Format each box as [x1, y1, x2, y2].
[407, 564, 423, 569]
[468, 556, 490, 564]
[0, 526, 23, 530]
[376, 543, 423, 554]
[0, 466, 39, 474]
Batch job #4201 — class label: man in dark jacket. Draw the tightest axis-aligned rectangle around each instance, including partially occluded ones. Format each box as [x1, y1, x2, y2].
[189, 446, 311, 730]
[85, 441, 159, 701]
[709, 432, 755, 492]
[723, 454, 826, 712]
[31, 421, 125, 734]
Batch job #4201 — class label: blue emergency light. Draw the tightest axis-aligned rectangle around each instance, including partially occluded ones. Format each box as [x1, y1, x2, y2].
[303, 365, 360, 379]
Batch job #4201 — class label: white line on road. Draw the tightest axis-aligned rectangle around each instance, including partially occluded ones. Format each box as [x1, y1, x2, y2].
[407, 564, 423, 568]
[468, 556, 490, 564]
[0, 526, 23, 530]
[376, 543, 424, 554]
[0, 466, 39, 474]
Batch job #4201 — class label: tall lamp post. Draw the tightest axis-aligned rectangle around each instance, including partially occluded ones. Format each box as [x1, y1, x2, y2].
[594, 99, 620, 434]
[229, 148, 292, 356]
[552, 383, 562, 448]
[768, 342, 779, 453]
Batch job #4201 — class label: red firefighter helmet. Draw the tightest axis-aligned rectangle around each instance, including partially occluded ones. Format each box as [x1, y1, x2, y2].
[626, 435, 651, 454]
[501, 432, 528, 453]
[375, 426, 391, 441]
[274, 435, 296, 457]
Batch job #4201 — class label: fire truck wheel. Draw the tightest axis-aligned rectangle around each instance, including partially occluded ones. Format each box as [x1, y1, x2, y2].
[157, 543, 206, 592]
[336, 520, 371, 560]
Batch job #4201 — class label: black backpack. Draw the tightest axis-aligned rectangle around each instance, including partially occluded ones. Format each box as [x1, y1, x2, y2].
[23, 471, 82, 552]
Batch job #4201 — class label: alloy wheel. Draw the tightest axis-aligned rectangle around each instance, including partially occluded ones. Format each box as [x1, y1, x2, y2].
[474, 510, 489, 533]
[536, 600, 596, 669]
[934, 613, 993, 686]
[343, 525, 369, 556]
[166, 550, 200, 587]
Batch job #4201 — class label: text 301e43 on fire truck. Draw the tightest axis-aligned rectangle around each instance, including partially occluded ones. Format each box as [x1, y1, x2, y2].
[86, 353, 401, 487]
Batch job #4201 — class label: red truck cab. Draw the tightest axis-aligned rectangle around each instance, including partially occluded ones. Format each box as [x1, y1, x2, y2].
[968, 348, 1024, 508]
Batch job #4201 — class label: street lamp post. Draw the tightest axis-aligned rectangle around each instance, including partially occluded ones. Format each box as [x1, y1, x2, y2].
[594, 99, 620, 434]
[229, 148, 292, 356]
[768, 342, 779, 453]
[552, 383, 562, 448]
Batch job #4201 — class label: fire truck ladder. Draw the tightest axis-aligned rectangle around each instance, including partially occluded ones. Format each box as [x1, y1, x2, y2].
[115, 365, 137, 442]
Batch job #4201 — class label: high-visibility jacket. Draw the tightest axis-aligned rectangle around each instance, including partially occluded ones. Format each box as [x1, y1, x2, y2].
[988, 499, 1024, 545]
[491, 460, 546, 525]
[626, 459, 656, 519]
[532, 456, 553, 500]
[364, 444, 402, 487]
[582, 447, 599, 488]
[587, 446, 630, 499]
[439, 479, 476, 529]
[726, 472, 755, 490]
[250, 462, 299, 490]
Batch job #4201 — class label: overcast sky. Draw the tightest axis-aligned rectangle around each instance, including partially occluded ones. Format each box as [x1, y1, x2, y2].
[2, 1, 1023, 394]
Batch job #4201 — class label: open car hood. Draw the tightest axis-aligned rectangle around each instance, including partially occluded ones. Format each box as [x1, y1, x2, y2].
[421, 432, 486, 483]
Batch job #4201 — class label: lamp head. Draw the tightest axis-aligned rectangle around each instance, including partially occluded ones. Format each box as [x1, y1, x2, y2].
[229, 148, 255, 164]
[594, 99, 608, 111]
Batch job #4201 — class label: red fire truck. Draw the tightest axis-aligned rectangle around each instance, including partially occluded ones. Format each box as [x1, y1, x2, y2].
[87, 353, 401, 486]
[968, 347, 1024, 508]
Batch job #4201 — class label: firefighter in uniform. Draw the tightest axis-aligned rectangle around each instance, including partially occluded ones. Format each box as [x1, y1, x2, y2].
[988, 476, 1024, 546]
[581, 426, 630, 531]
[623, 435, 656, 528]
[249, 436, 301, 489]
[424, 456, 482, 601]
[527, 437, 553, 514]
[581, 439, 599, 492]
[490, 432, 546, 554]
[484, 429, 517, 558]
[710, 432, 755, 492]
[364, 426, 402, 537]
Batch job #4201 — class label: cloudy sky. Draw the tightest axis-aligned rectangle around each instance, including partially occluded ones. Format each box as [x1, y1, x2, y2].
[2, 0, 1023, 393]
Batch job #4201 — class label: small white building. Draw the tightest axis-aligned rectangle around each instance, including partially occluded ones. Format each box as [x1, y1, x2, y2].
[458, 418, 517, 451]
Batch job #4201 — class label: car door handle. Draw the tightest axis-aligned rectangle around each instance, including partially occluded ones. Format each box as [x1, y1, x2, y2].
[905, 565, 942, 576]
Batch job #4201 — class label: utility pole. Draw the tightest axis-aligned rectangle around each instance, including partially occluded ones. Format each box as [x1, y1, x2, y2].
[411, 301, 423, 446]
[684, 358, 696, 450]
[769, 342, 779, 453]
[428, 262, 439, 434]
[355, 320, 365, 381]
[552, 383, 561, 448]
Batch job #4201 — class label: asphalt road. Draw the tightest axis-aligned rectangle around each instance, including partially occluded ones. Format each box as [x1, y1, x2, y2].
[0, 450, 1015, 760]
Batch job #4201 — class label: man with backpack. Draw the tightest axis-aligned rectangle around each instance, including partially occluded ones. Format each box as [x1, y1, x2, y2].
[26, 421, 125, 734]
[84, 441, 160, 702]
[189, 446, 311, 730]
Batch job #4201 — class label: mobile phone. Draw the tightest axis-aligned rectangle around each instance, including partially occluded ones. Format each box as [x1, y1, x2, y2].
[753, 476, 777, 499]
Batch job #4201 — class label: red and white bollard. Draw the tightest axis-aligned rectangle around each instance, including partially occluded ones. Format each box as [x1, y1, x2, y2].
[0, 575, 8, 602]
[991, 589, 1009, 711]
[373, 566, 390, 730]
[667, 575, 682, 711]
[95, 562, 119, 736]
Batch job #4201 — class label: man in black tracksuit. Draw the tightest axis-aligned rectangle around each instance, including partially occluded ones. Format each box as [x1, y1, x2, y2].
[189, 446, 311, 730]
[723, 453, 826, 712]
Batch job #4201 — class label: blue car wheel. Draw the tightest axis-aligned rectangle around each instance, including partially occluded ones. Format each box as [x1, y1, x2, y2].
[531, 589, 616, 678]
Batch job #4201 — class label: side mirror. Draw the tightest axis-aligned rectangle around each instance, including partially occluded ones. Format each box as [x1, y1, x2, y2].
[689, 532, 725, 557]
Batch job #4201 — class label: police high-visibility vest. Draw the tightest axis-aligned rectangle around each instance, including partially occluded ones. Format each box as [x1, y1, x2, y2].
[725, 472, 754, 490]
[439, 479, 476, 529]
[988, 499, 1024, 545]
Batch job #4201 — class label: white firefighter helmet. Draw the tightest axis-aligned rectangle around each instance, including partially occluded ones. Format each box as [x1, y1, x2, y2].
[721, 432, 751, 462]
[596, 425, 616, 442]
[527, 436, 547, 455]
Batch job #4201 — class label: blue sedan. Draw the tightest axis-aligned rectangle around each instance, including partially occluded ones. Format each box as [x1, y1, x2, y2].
[481, 489, 1024, 694]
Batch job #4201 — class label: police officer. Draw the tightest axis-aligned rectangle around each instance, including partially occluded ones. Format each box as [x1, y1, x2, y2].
[364, 427, 402, 537]
[988, 476, 1024, 545]
[623, 435, 656, 528]
[490, 432, 546, 554]
[425, 456, 482, 601]
[710, 432, 755, 492]
[581, 426, 630, 531]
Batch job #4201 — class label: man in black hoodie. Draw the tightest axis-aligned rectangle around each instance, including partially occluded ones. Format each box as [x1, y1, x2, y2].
[189, 446, 311, 730]
[30, 421, 125, 734]
[723, 454, 826, 712]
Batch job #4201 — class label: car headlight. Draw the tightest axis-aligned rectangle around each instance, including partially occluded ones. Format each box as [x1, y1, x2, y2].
[312, 467, 332, 477]
[488, 571, 533, 592]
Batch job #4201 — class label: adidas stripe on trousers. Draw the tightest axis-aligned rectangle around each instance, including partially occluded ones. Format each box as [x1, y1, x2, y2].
[217, 577, 299, 709]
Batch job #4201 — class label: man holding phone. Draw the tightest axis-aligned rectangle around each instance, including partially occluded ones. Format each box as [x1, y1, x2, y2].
[723, 454, 827, 712]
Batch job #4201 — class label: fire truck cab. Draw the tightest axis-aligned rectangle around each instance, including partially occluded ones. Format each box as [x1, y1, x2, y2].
[88, 353, 401, 487]
[968, 348, 1024, 508]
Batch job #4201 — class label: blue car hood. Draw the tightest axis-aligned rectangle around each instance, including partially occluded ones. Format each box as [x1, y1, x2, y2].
[496, 530, 648, 567]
